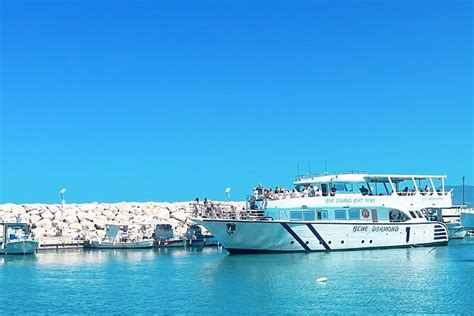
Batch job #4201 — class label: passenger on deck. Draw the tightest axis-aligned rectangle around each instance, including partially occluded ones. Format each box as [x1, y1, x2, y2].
[423, 185, 431, 195]
[315, 187, 322, 196]
[402, 187, 409, 196]
[360, 185, 369, 196]
[330, 185, 337, 196]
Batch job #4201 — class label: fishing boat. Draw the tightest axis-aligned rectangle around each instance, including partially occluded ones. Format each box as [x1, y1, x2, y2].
[0, 222, 39, 255]
[84, 223, 154, 249]
[153, 221, 186, 247]
[194, 172, 452, 253]
[185, 225, 219, 247]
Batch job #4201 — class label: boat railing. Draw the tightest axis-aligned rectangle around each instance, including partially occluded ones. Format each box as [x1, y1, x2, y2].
[294, 170, 367, 182]
[248, 188, 451, 202]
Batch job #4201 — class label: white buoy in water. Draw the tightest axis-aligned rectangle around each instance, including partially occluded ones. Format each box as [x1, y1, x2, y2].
[316, 277, 328, 283]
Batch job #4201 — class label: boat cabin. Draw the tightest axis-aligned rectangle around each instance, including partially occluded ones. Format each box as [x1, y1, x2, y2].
[153, 222, 174, 241]
[0, 223, 32, 246]
[104, 224, 130, 242]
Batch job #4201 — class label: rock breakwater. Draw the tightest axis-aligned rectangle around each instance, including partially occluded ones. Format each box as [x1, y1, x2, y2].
[0, 201, 244, 241]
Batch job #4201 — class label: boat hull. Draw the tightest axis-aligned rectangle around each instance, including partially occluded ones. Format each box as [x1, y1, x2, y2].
[87, 240, 154, 249]
[446, 222, 467, 239]
[194, 219, 449, 254]
[0, 240, 39, 255]
[155, 239, 186, 247]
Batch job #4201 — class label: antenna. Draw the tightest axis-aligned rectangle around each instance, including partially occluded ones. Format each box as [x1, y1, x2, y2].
[324, 160, 328, 175]
[462, 176, 465, 205]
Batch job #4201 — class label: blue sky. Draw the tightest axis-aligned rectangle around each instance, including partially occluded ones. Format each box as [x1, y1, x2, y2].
[1, 0, 472, 203]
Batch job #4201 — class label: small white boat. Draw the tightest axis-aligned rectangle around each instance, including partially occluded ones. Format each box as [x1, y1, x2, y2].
[85, 224, 153, 249]
[424, 207, 467, 239]
[0, 222, 39, 255]
[446, 222, 467, 239]
[185, 225, 219, 247]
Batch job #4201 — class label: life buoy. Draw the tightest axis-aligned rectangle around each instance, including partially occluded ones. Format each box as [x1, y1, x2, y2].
[361, 209, 370, 218]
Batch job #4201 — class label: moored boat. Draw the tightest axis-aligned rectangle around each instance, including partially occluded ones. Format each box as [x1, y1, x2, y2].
[153, 221, 186, 247]
[194, 172, 451, 253]
[423, 206, 467, 239]
[84, 223, 154, 249]
[0, 222, 39, 255]
[460, 208, 474, 230]
[185, 225, 219, 247]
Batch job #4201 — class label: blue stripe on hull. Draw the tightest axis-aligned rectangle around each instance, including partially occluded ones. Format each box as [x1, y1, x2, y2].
[280, 223, 311, 251]
[306, 224, 331, 251]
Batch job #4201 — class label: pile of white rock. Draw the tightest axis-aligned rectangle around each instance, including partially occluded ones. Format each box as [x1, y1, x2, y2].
[0, 201, 244, 241]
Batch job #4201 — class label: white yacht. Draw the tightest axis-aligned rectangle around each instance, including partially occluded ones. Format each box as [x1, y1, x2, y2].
[194, 172, 451, 253]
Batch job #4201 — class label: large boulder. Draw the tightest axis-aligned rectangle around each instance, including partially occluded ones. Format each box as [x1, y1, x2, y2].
[41, 210, 54, 220]
[114, 213, 129, 223]
[94, 215, 108, 227]
[69, 222, 82, 232]
[82, 219, 95, 231]
[65, 215, 79, 225]
[102, 210, 115, 221]
[36, 218, 52, 230]
[30, 214, 41, 225]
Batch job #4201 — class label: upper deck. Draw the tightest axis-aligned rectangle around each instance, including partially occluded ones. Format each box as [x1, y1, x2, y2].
[249, 172, 453, 211]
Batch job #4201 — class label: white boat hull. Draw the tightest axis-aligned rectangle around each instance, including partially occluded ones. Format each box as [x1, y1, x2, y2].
[446, 222, 467, 239]
[195, 219, 448, 253]
[155, 239, 186, 247]
[0, 240, 39, 255]
[88, 240, 154, 249]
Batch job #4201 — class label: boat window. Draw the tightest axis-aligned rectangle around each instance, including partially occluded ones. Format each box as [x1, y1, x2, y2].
[409, 211, 417, 219]
[389, 209, 409, 222]
[321, 183, 328, 196]
[317, 210, 328, 220]
[303, 211, 316, 221]
[371, 209, 378, 222]
[290, 211, 303, 221]
[417, 179, 433, 196]
[335, 210, 347, 220]
[415, 210, 424, 218]
[395, 179, 417, 196]
[348, 210, 360, 220]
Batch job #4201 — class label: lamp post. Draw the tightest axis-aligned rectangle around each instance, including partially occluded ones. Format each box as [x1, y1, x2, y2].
[225, 187, 231, 201]
[59, 188, 66, 237]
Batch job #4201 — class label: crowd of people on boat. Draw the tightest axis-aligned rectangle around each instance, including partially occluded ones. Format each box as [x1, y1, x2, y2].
[252, 184, 326, 201]
[250, 183, 442, 201]
[192, 198, 248, 219]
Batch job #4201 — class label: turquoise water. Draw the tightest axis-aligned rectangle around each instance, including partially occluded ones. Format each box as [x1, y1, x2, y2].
[1, 238, 474, 315]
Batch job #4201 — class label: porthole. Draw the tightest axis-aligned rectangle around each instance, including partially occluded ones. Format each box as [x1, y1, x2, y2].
[328, 241, 332, 244]
[361, 240, 365, 243]
[290, 241, 294, 244]
[369, 240, 373, 244]
[305, 241, 309, 244]
[341, 240, 344, 244]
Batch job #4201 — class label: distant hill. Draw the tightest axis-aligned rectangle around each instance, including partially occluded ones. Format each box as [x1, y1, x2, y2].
[446, 185, 474, 206]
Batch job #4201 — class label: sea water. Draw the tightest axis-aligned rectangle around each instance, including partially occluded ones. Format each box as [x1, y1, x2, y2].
[1, 238, 473, 315]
